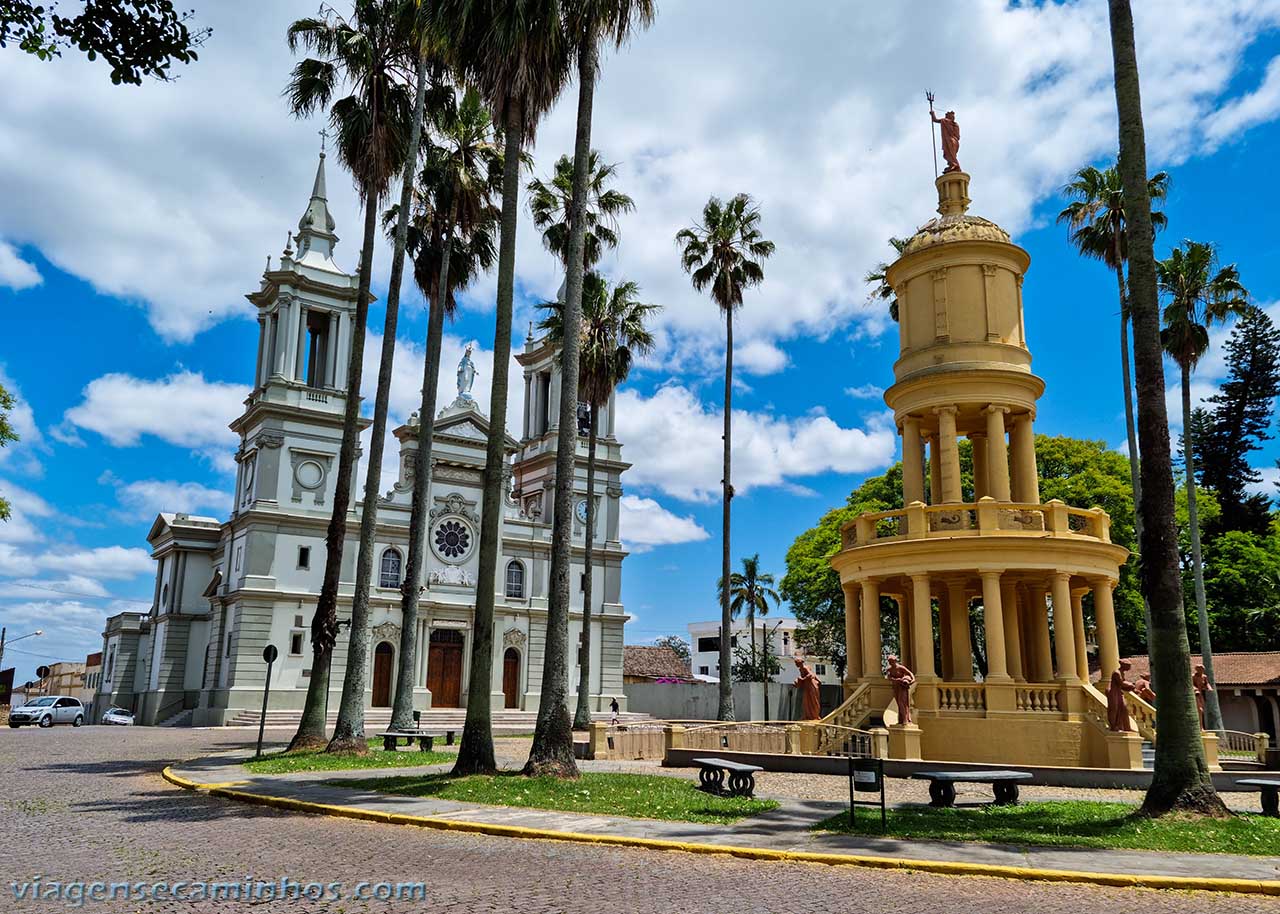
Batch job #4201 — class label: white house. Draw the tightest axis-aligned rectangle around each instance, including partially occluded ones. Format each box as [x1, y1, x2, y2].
[96, 150, 631, 726]
[686, 618, 841, 686]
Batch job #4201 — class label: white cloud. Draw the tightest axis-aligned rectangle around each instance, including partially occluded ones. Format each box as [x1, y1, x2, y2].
[0, 478, 54, 546]
[0, 367, 46, 477]
[60, 370, 248, 457]
[2, 1, 1279, 360]
[0, 241, 41, 290]
[616, 385, 896, 503]
[619, 495, 709, 553]
[31, 546, 153, 581]
[845, 383, 885, 400]
[99, 472, 230, 521]
[1203, 54, 1280, 149]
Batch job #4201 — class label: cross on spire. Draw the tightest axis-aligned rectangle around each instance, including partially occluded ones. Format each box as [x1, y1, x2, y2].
[319, 127, 329, 155]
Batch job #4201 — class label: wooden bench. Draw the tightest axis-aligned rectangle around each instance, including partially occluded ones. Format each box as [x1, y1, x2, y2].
[377, 729, 456, 753]
[1237, 778, 1280, 817]
[692, 757, 764, 798]
[910, 770, 1033, 807]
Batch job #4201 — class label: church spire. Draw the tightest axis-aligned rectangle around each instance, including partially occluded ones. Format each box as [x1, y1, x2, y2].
[295, 150, 339, 262]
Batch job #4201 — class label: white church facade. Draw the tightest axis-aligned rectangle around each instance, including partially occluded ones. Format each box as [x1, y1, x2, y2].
[95, 153, 630, 726]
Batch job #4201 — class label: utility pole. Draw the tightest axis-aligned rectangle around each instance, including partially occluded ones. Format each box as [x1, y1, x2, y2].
[0, 627, 6, 677]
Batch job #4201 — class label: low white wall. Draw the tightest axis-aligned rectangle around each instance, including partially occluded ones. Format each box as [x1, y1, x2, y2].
[624, 681, 811, 721]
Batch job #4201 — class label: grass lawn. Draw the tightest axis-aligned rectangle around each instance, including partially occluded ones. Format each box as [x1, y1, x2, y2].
[244, 739, 453, 775]
[815, 801, 1280, 856]
[337, 771, 778, 823]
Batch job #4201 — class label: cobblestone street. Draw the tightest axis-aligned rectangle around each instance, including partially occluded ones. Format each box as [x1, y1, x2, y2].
[1, 726, 1275, 913]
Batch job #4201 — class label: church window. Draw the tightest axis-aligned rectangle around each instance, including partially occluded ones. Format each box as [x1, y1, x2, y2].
[537, 372, 551, 434]
[297, 545, 310, 569]
[505, 561, 525, 599]
[379, 548, 403, 588]
[289, 630, 305, 656]
[433, 520, 471, 560]
[303, 310, 332, 388]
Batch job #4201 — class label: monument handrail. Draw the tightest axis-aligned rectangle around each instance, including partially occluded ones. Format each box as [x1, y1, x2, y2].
[1122, 691, 1158, 743]
[840, 499, 1113, 547]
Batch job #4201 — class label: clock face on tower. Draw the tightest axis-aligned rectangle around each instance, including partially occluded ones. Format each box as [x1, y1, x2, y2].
[575, 499, 589, 524]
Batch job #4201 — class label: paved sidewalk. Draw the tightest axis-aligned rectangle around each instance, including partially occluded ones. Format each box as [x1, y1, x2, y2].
[167, 750, 1280, 891]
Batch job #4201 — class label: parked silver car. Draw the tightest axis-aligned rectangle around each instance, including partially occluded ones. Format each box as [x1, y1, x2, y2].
[8, 696, 84, 728]
[101, 706, 134, 726]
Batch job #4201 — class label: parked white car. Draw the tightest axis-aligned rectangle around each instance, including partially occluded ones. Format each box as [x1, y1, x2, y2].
[8, 696, 84, 728]
[101, 707, 134, 726]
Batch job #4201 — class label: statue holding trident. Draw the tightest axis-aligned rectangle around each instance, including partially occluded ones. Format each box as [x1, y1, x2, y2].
[456, 344, 477, 403]
[927, 93, 961, 175]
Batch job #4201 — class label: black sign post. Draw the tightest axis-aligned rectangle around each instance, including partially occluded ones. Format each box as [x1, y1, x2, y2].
[255, 644, 279, 760]
[847, 756, 886, 831]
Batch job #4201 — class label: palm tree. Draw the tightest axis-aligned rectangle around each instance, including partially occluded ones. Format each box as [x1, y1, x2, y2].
[1158, 240, 1248, 736]
[528, 151, 635, 270]
[328, 1, 438, 755]
[864, 236, 909, 321]
[435, 0, 572, 777]
[538, 273, 659, 729]
[1057, 163, 1168, 642]
[675, 194, 775, 721]
[389, 86, 503, 728]
[722, 553, 780, 681]
[1107, 0, 1225, 816]
[284, 0, 418, 753]
[526, 0, 654, 780]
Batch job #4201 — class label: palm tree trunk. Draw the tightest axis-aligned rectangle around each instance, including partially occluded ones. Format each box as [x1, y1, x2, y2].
[525, 23, 597, 779]
[391, 216, 455, 730]
[328, 58, 428, 754]
[1107, 0, 1224, 816]
[1181, 362, 1224, 732]
[454, 95, 524, 776]
[1116, 260, 1153, 644]
[287, 183, 378, 753]
[718, 307, 735, 721]
[572, 404, 599, 729]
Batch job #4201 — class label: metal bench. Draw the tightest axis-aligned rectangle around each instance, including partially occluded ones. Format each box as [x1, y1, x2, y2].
[692, 757, 764, 798]
[910, 769, 1033, 807]
[377, 729, 455, 753]
[1237, 778, 1280, 817]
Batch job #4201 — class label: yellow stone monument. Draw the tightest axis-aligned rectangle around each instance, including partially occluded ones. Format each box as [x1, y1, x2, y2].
[825, 169, 1149, 769]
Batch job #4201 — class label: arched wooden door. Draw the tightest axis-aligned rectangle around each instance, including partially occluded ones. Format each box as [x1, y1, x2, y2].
[427, 630, 464, 708]
[372, 642, 394, 707]
[502, 648, 520, 709]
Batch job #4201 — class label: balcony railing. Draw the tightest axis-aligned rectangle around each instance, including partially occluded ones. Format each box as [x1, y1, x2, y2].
[840, 499, 1112, 549]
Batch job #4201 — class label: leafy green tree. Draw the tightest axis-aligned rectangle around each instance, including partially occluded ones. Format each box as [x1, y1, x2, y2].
[1201, 306, 1280, 536]
[284, 0, 419, 753]
[0, 382, 18, 521]
[676, 194, 775, 721]
[1057, 162, 1168, 639]
[389, 85, 503, 729]
[530, 0, 655, 778]
[1, 0, 208, 84]
[730, 639, 781, 684]
[539, 272, 658, 729]
[863, 236, 910, 321]
[1108, 0, 1223, 815]
[1202, 529, 1280, 652]
[438, 0, 572, 777]
[1158, 239, 1249, 735]
[653, 634, 690, 665]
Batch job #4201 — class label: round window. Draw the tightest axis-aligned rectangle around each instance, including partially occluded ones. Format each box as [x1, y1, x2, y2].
[432, 518, 473, 562]
[295, 460, 324, 489]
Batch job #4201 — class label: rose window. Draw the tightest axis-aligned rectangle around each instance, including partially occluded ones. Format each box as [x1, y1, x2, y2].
[434, 519, 472, 559]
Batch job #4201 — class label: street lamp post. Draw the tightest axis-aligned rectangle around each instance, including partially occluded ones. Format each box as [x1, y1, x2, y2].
[0, 627, 44, 677]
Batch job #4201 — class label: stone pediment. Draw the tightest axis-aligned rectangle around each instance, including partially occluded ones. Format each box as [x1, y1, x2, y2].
[434, 408, 519, 453]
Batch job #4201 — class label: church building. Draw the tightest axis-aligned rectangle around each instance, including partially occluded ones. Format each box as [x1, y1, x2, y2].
[95, 152, 630, 726]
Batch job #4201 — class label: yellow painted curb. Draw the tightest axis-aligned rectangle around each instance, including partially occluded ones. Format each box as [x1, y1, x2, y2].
[160, 766, 1280, 896]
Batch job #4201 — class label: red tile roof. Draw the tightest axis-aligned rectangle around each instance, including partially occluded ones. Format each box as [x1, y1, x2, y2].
[1109, 653, 1280, 687]
[623, 645, 691, 681]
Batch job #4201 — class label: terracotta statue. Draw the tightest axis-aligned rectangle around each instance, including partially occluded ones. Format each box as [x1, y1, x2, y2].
[1107, 658, 1136, 732]
[931, 108, 961, 173]
[886, 654, 916, 725]
[1192, 663, 1213, 729]
[1134, 677, 1156, 704]
[793, 657, 822, 720]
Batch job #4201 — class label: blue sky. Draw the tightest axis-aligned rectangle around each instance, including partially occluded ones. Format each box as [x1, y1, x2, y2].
[5, 1, 1280, 682]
